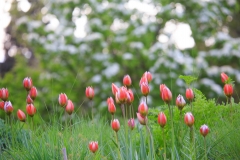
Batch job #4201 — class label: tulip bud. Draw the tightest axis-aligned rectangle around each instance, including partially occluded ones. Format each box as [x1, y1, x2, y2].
[128, 118, 135, 130]
[136, 112, 147, 125]
[58, 93, 68, 107]
[112, 83, 119, 96]
[126, 89, 134, 104]
[0, 101, 4, 110]
[221, 72, 229, 84]
[223, 84, 233, 97]
[116, 86, 128, 103]
[111, 119, 120, 132]
[17, 109, 26, 122]
[23, 77, 33, 91]
[29, 86, 37, 100]
[0, 88, 9, 101]
[26, 104, 36, 117]
[140, 82, 150, 96]
[176, 94, 186, 110]
[108, 102, 116, 115]
[85, 86, 94, 100]
[26, 94, 34, 104]
[123, 75, 132, 87]
[200, 124, 209, 137]
[186, 88, 194, 101]
[160, 85, 172, 103]
[107, 97, 114, 105]
[89, 141, 98, 153]
[159, 84, 166, 93]
[184, 112, 194, 127]
[138, 101, 148, 117]
[143, 71, 152, 83]
[139, 76, 148, 86]
[158, 112, 167, 128]
[4, 101, 13, 115]
[65, 100, 74, 115]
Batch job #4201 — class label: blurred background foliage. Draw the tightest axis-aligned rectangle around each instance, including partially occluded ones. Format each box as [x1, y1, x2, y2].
[0, 0, 240, 121]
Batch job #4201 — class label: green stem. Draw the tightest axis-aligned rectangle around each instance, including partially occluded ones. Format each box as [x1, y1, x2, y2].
[204, 137, 207, 160]
[32, 116, 34, 130]
[65, 111, 67, 130]
[162, 127, 166, 160]
[146, 123, 156, 160]
[131, 104, 134, 119]
[190, 126, 195, 160]
[115, 132, 121, 160]
[91, 100, 93, 120]
[190, 101, 193, 113]
[168, 103, 175, 160]
[120, 104, 125, 119]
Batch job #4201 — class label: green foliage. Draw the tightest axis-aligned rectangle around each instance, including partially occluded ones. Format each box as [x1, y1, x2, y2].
[179, 75, 198, 86]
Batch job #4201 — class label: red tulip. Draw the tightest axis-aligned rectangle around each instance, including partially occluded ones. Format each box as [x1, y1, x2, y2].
[140, 82, 150, 96]
[200, 124, 209, 137]
[26, 94, 34, 104]
[184, 112, 194, 127]
[29, 86, 37, 100]
[58, 93, 68, 107]
[221, 72, 229, 84]
[123, 75, 132, 87]
[111, 119, 120, 132]
[139, 76, 148, 86]
[85, 86, 94, 100]
[4, 101, 13, 115]
[0, 88, 9, 101]
[143, 71, 152, 83]
[17, 109, 26, 122]
[108, 101, 116, 115]
[116, 86, 128, 103]
[176, 94, 186, 110]
[138, 101, 148, 117]
[89, 141, 98, 153]
[0, 101, 4, 110]
[112, 83, 119, 96]
[128, 118, 135, 130]
[160, 85, 172, 103]
[186, 88, 194, 101]
[136, 112, 147, 125]
[23, 77, 33, 91]
[26, 104, 36, 117]
[126, 89, 134, 104]
[223, 84, 233, 97]
[65, 100, 74, 115]
[107, 97, 114, 105]
[158, 112, 167, 128]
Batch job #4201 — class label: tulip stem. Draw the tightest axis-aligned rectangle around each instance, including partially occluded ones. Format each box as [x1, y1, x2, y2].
[146, 123, 155, 160]
[190, 126, 196, 160]
[162, 127, 166, 160]
[32, 117, 34, 130]
[131, 104, 134, 119]
[120, 104, 125, 119]
[115, 132, 121, 160]
[91, 100, 93, 121]
[168, 103, 175, 160]
[204, 137, 207, 160]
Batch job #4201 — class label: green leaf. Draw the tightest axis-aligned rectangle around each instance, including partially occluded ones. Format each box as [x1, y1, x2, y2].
[179, 75, 198, 85]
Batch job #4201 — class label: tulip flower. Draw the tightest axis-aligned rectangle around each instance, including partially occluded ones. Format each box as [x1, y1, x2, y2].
[221, 72, 229, 84]
[85, 86, 94, 100]
[111, 119, 120, 132]
[223, 84, 233, 98]
[112, 83, 119, 96]
[4, 101, 13, 115]
[143, 71, 152, 83]
[136, 112, 147, 125]
[139, 76, 148, 86]
[26, 94, 34, 104]
[108, 101, 116, 115]
[29, 86, 37, 100]
[128, 118, 135, 130]
[116, 86, 128, 103]
[26, 104, 36, 117]
[65, 100, 74, 115]
[58, 93, 68, 107]
[107, 97, 114, 105]
[17, 109, 26, 122]
[23, 77, 33, 91]
[0, 88, 9, 101]
[0, 101, 4, 110]
[123, 75, 132, 87]
[140, 82, 150, 96]
[138, 101, 148, 117]
[186, 88, 194, 101]
[200, 124, 209, 137]
[176, 94, 186, 110]
[184, 112, 194, 127]
[89, 141, 98, 153]
[126, 89, 134, 104]
[158, 112, 167, 128]
[160, 85, 172, 103]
